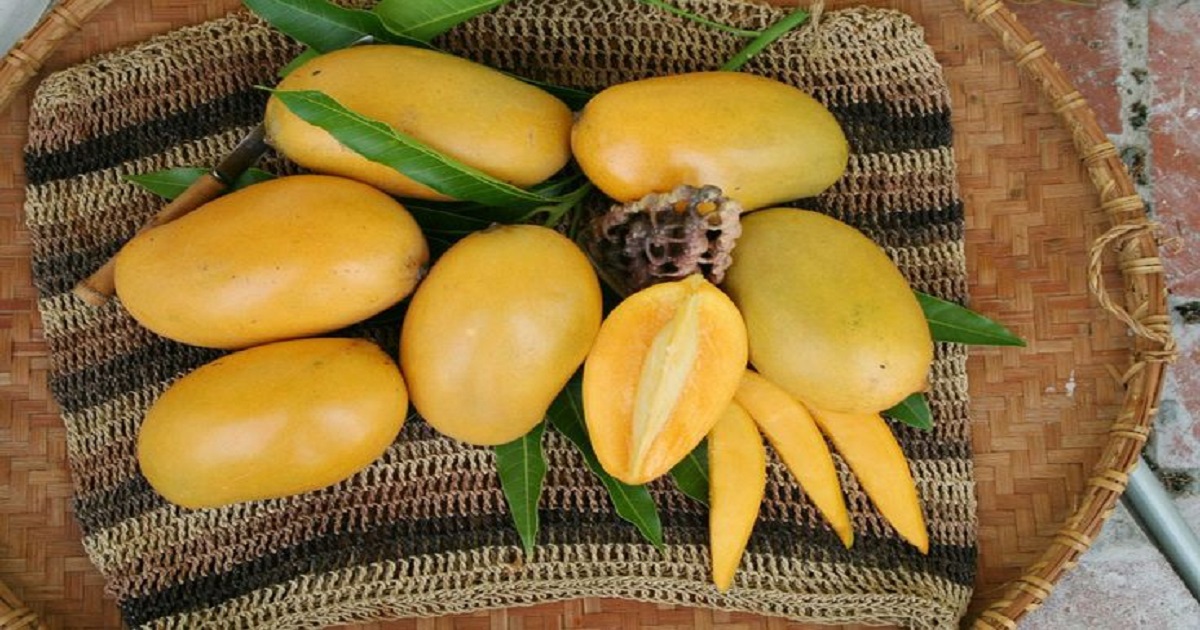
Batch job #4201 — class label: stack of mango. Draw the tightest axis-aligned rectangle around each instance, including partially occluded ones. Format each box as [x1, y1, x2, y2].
[117, 45, 933, 591]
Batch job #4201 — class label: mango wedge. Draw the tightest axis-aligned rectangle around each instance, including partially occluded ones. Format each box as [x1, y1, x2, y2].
[708, 401, 766, 592]
[807, 408, 929, 553]
[734, 371, 853, 548]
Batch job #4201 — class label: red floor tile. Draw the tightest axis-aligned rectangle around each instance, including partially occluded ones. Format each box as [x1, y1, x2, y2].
[1149, 1, 1200, 295]
[1008, 1, 1124, 135]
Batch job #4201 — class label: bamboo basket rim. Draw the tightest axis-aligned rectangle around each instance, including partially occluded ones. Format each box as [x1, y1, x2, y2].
[0, 0, 1176, 628]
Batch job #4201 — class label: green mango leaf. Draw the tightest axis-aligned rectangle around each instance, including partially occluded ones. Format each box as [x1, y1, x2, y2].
[885, 392, 934, 431]
[668, 441, 709, 505]
[494, 422, 547, 557]
[125, 167, 275, 200]
[720, 8, 809, 71]
[405, 202, 496, 230]
[635, 0, 761, 38]
[269, 89, 559, 215]
[916, 291, 1026, 347]
[373, 0, 511, 42]
[243, 0, 425, 52]
[548, 377, 665, 550]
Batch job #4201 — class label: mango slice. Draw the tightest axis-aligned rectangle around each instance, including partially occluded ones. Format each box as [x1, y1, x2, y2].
[583, 275, 748, 485]
[708, 401, 766, 592]
[807, 408, 929, 553]
[734, 370, 853, 548]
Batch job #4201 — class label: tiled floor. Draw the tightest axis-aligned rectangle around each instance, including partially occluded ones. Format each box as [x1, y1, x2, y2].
[1007, 1, 1200, 626]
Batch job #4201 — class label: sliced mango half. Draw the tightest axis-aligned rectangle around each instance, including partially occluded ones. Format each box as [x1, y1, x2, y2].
[583, 274, 748, 485]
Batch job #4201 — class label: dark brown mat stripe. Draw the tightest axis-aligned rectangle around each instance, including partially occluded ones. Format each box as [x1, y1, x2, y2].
[24, 2, 976, 627]
[834, 106, 954, 155]
[24, 90, 269, 185]
[50, 337, 224, 414]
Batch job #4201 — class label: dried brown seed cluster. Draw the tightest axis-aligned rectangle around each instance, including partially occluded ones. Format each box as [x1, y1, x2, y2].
[588, 184, 742, 296]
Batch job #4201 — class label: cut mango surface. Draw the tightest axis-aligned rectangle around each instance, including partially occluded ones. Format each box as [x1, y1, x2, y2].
[583, 275, 748, 485]
[808, 408, 929, 553]
[734, 370, 853, 548]
[708, 401, 766, 591]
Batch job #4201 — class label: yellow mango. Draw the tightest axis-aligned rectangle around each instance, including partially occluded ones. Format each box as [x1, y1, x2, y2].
[571, 71, 848, 210]
[722, 209, 933, 414]
[265, 45, 574, 200]
[583, 275, 748, 485]
[400, 225, 602, 446]
[734, 370, 852, 548]
[708, 401, 766, 592]
[114, 175, 428, 349]
[137, 337, 407, 509]
[807, 407, 929, 553]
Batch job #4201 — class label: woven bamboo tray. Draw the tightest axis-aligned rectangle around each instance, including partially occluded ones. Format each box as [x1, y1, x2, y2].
[0, 0, 1174, 628]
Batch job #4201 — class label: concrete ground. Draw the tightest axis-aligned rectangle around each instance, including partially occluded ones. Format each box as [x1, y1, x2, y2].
[1007, 1, 1200, 627]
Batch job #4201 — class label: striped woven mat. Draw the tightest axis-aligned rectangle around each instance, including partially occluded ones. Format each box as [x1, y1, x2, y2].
[22, 1, 976, 627]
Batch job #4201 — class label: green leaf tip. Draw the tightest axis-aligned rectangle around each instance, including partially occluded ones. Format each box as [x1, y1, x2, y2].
[125, 167, 275, 200]
[720, 8, 809, 71]
[242, 0, 425, 52]
[373, 0, 512, 42]
[669, 441, 710, 505]
[547, 377, 666, 550]
[916, 291, 1026, 347]
[494, 422, 548, 558]
[885, 392, 934, 431]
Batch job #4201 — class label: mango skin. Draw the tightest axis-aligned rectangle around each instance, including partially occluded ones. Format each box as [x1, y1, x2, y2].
[266, 45, 574, 200]
[114, 175, 428, 349]
[571, 71, 849, 211]
[722, 209, 933, 414]
[137, 337, 408, 509]
[400, 225, 602, 446]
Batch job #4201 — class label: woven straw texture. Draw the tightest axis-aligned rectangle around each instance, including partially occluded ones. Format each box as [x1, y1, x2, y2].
[0, 0, 1173, 629]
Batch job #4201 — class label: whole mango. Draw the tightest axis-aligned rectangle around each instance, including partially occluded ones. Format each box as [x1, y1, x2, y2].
[400, 225, 602, 446]
[571, 71, 849, 211]
[722, 209, 933, 414]
[265, 45, 574, 200]
[583, 275, 748, 485]
[114, 174, 428, 349]
[137, 337, 408, 509]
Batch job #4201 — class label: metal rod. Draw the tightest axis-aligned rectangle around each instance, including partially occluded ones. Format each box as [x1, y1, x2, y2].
[1121, 455, 1200, 603]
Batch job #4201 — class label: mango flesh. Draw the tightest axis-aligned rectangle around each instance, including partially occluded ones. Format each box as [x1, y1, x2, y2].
[722, 208, 933, 414]
[583, 275, 748, 485]
[807, 408, 929, 553]
[571, 71, 849, 211]
[114, 174, 429, 349]
[734, 370, 853, 548]
[400, 225, 602, 446]
[265, 45, 574, 200]
[137, 337, 408, 509]
[708, 401, 766, 592]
